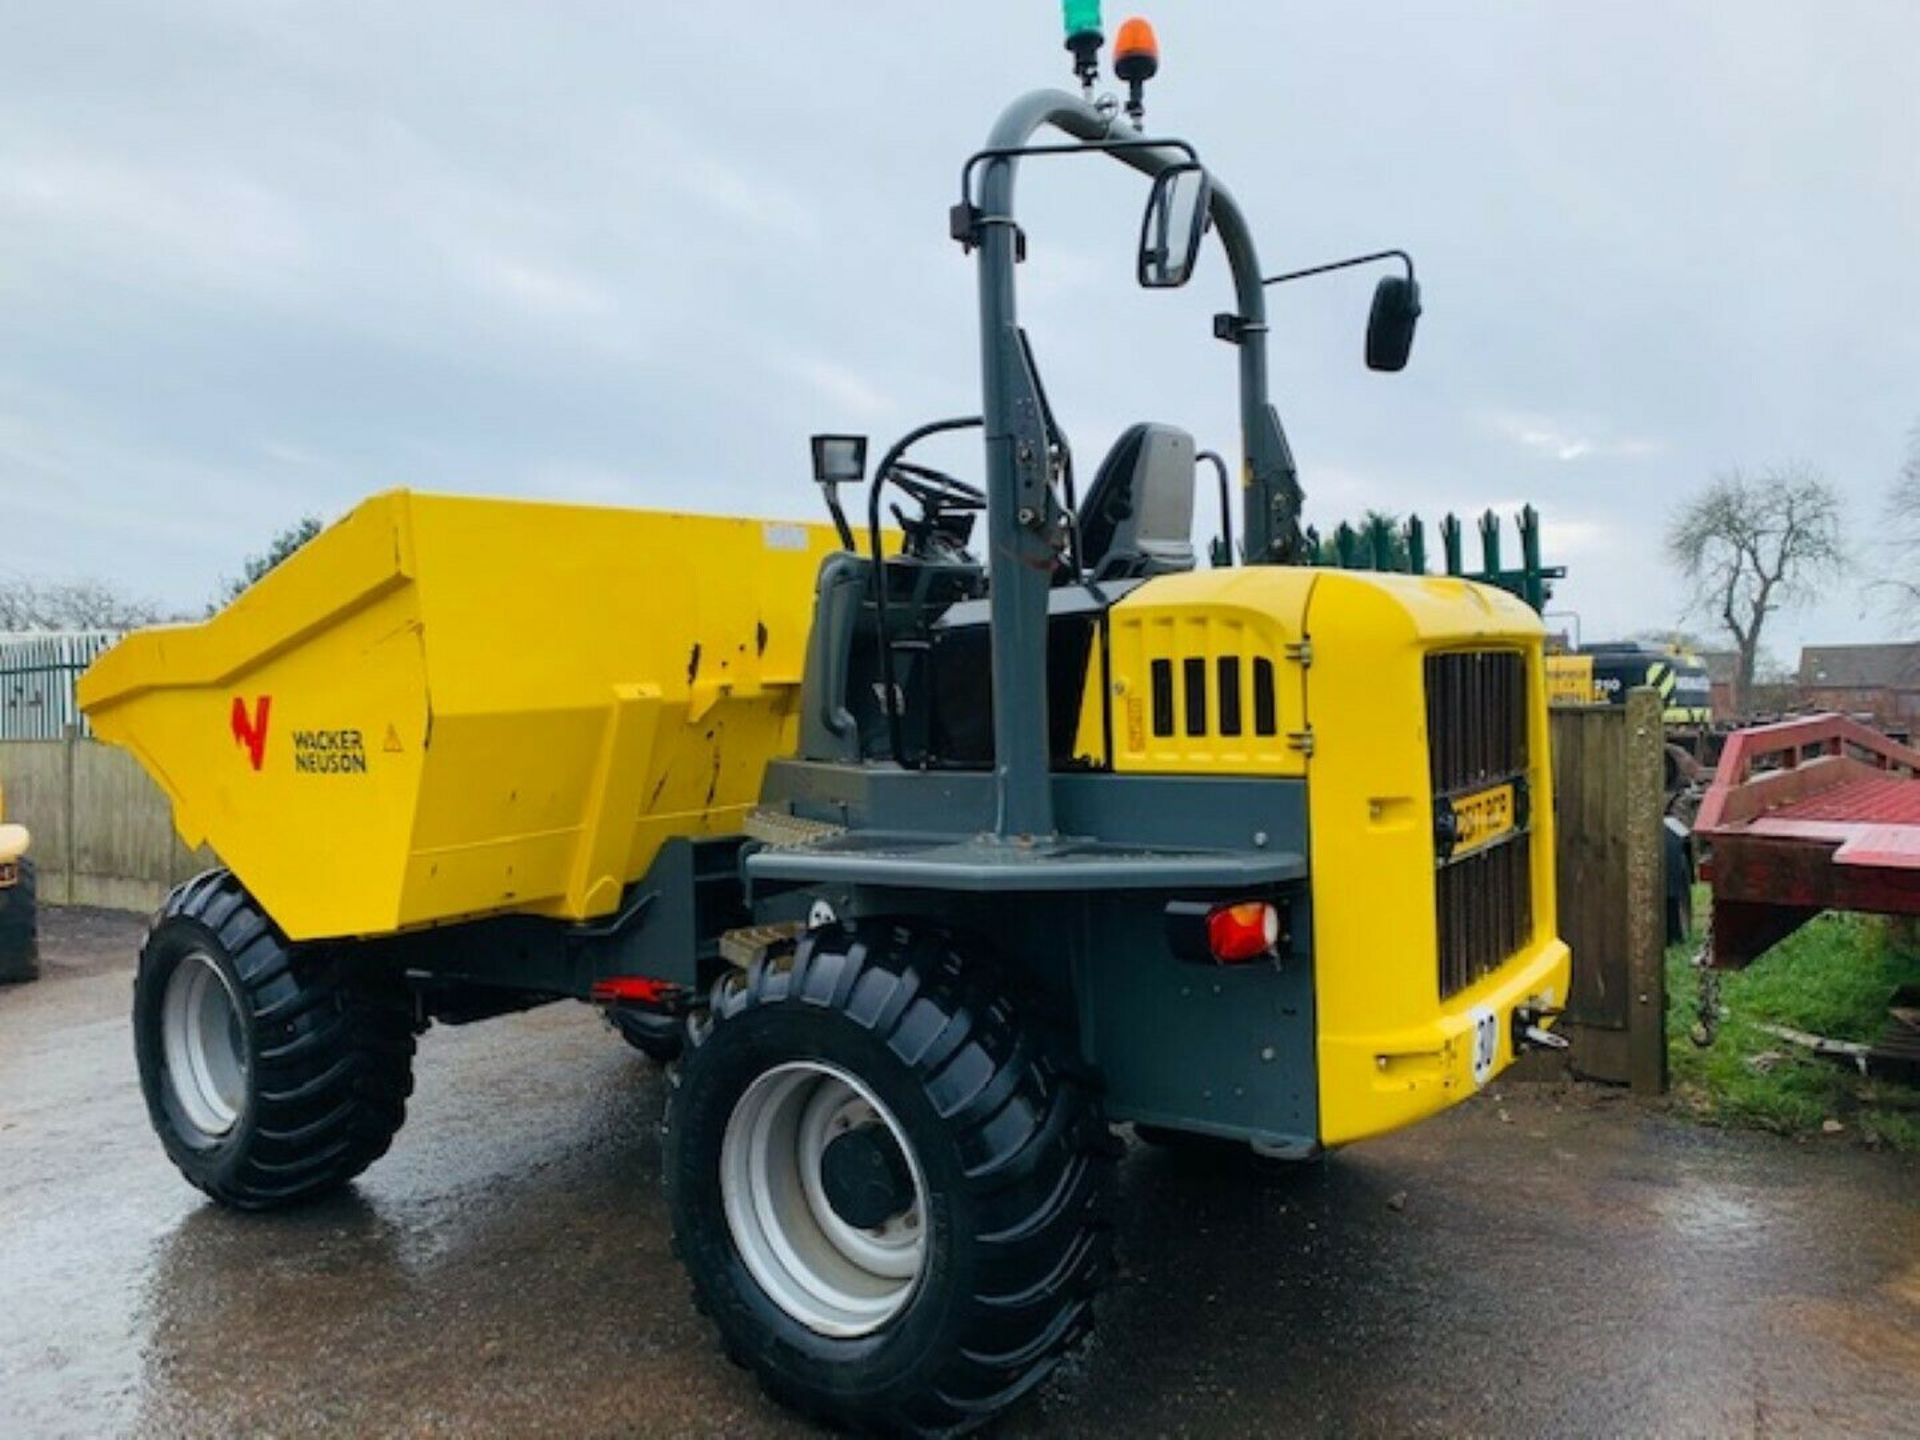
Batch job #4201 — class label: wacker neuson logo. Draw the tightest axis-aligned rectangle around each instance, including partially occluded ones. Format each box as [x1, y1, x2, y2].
[229, 695, 271, 770]
[292, 728, 369, 775]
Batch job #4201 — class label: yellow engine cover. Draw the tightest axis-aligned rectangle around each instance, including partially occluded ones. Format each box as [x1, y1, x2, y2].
[79, 491, 842, 941]
[1083, 567, 1572, 1147]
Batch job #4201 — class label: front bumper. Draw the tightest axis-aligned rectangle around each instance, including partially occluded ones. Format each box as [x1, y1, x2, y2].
[1319, 937, 1573, 1146]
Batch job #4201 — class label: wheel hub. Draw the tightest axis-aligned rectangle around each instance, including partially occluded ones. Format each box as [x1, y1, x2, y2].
[820, 1124, 914, 1230]
[720, 1061, 928, 1337]
[159, 949, 250, 1140]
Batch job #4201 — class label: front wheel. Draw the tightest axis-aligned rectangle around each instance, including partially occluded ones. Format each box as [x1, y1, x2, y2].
[133, 870, 417, 1209]
[665, 922, 1118, 1436]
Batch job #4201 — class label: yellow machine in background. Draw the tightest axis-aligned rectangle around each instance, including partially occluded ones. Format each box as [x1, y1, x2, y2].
[0, 778, 35, 982]
[1545, 651, 1598, 707]
[1546, 642, 1713, 724]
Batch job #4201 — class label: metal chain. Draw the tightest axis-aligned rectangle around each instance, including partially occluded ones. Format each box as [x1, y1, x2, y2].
[1688, 908, 1721, 1048]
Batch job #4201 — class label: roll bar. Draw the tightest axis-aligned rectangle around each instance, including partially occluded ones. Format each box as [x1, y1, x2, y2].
[968, 89, 1302, 839]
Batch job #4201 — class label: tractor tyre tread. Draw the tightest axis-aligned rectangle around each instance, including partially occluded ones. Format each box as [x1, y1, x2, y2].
[665, 920, 1118, 1438]
[134, 869, 415, 1210]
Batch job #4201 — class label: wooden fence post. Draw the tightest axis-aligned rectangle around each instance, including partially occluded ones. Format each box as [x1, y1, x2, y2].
[1622, 687, 1668, 1095]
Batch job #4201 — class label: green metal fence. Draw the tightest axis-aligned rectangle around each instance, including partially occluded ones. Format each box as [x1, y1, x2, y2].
[1303, 506, 1564, 613]
[0, 632, 118, 740]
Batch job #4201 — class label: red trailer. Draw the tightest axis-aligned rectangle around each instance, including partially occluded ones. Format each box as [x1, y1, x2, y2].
[1696, 713, 1920, 969]
[1693, 714, 1920, 1075]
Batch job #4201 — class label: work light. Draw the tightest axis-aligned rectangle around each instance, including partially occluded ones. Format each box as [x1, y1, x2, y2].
[810, 434, 868, 487]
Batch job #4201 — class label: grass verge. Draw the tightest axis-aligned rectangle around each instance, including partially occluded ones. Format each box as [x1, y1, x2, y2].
[1666, 897, 1920, 1151]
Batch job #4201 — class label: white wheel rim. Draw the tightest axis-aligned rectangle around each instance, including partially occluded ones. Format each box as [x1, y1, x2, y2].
[720, 1061, 928, 1337]
[160, 949, 249, 1139]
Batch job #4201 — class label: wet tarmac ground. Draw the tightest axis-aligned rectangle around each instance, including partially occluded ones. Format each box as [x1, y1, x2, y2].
[3, 908, 1917, 1438]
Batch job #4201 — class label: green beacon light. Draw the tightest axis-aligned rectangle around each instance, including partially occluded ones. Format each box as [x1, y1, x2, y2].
[1062, 0, 1103, 93]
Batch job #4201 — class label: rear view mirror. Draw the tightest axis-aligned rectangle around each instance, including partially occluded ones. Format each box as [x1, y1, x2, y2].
[1365, 275, 1422, 372]
[1137, 164, 1211, 290]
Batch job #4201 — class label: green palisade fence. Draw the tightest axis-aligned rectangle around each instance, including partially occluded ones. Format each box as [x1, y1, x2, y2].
[1303, 506, 1564, 614]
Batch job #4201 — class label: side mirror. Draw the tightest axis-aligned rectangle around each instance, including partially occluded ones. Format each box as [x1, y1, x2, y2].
[1137, 163, 1211, 290]
[1365, 275, 1422, 372]
[810, 434, 868, 486]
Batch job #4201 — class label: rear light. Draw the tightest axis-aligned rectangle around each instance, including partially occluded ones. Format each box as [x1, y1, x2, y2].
[1206, 901, 1282, 963]
[1163, 897, 1289, 965]
[591, 976, 679, 1007]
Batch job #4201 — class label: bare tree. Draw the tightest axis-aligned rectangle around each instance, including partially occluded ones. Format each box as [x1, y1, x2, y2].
[0, 575, 175, 632]
[1666, 464, 1843, 713]
[1881, 422, 1920, 624]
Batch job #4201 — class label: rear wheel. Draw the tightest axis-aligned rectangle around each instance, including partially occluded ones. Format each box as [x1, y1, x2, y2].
[0, 857, 38, 984]
[133, 870, 416, 1209]
[665, 921, 1118, 1436]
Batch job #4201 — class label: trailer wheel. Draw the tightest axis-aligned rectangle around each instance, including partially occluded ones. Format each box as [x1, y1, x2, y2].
[0, 858, 39, 984]
[665, 921, 1117, 1436]
[133, 870, 416, 1210]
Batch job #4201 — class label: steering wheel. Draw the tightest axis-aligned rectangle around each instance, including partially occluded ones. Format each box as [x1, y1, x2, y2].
[886, 462, 985, 515]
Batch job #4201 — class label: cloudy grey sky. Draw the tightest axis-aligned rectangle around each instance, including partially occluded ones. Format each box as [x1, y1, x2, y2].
[3, 1, 1916, 656]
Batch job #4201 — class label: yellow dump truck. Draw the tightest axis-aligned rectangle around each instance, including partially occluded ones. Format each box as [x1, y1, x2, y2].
[81, 13, 1568, 1436]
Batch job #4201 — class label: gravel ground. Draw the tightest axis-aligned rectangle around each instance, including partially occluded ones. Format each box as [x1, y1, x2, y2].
[2, 906, 1917, 1438]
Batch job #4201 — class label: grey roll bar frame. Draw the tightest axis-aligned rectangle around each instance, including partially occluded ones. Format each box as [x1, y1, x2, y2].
[969, 89, 1303, 840]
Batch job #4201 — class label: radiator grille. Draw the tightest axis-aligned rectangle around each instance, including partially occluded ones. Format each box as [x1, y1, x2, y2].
[1427, 650, 1532, 998]
[1436, 832, 1534, 999]
[1426, 650, 1527, 797]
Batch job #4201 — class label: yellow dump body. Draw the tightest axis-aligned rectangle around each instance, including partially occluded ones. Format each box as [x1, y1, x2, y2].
[79, 492, 841, 942]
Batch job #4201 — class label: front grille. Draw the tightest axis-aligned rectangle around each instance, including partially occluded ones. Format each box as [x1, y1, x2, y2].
[1436, 833, 1533, 998]
[1425, 650, 1527, 797]
[1427, 650, 1532, 998]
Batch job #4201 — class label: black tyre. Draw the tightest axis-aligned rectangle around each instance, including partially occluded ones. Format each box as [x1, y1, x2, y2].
[1664, 819, 1695, 946]
[133, 870, 416, 1210]
[609, 1007, 684, 1064]
[0, 857, 39, 984]
[665, 921, 1118, 1437]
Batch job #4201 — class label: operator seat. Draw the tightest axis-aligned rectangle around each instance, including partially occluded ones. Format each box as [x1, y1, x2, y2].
[1075, 423, 1198, 580]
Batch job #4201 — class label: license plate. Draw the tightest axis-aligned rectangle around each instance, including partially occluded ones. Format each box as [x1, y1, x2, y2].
[1469, 1004, 1501, 1086]
[1449, 783, 1516, 858]
[0, 861, 15, 888]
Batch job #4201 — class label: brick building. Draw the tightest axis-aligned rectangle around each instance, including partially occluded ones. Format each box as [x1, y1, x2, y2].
[1797, 643, 1920, 726]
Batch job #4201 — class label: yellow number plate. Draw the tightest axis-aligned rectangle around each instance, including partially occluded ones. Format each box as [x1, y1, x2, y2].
[1450, 783, 1516, 858]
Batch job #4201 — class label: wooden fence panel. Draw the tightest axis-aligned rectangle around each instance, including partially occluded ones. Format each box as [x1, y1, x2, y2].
[0, 732, 210, 911]
[1545, 689, 1668, 1093]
